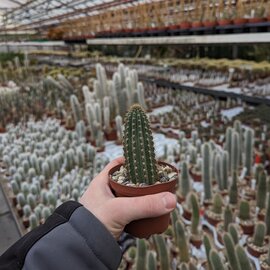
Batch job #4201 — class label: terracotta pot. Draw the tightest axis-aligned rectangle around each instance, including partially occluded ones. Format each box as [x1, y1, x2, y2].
[218, 19, 232, 26]
[203, 21, 217, 27]
[247, 237, 268, 257]
[0, 127, 6, 133]
[205, 210, 222, 227]
[239, 220, 254, 235]
[23, 218, 30, 228]
[190, 234, 203, 248]
[182, 205, 192, 221]
[192, 21, 203, 28]
[180, 22, 191, 29]
[104, 129, 117, 141]
[189, 167, 202, 182]
[233, 18, 248, 25]
[109, 161, 178, 238]
[248, 17, 266, 23]
[96, 146, 105, 153]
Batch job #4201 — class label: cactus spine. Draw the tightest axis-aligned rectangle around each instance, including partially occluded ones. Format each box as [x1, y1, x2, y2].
[235, 245, 252, 270]
[175, 220, 190, 263]
[223, 233, 241, 270]
[202, 143, 212, 200]
[256, 170, 267, 210]
[244, 128, 254, 176]
[181, 161, 190, 197]
[123, 104, 157, 184]
[154, 235, 169, 270]
[210, 250, 225, 270]
[253, 222, 266, 247]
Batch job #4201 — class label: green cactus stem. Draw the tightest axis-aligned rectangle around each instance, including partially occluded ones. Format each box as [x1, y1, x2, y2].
[147, 251, 157, 270]
[70, 95, 82, 123]
[235, 245, 252, 270]
[231, 131, 240, 175]
[154, 235, 169, 270]
[253, 222, 266, 247]
[224, 205, 233, 232]
[180, 161, 190, 198]
[210, 250, 225, 270]
[135, 239, 147, 270]
[225, 127, 233, 172]
[244, 128, 254, 176]
[189, 192, 200, 235]
[223, 233, 241, 270]
[212, 193, 223, 215]
[228, 224, 239, 245]
[265, 194, 270, 235]
[256, 170, 267, 210]
[229, 171, 238, 205]
[239, 200, 250, 221]
[202, 143, 212, 200]
[222, 151, 228, 190]
[215, 154, 223, 191]
[203, 234, 212, 270]
[175, 220, 190, 263]
[123, 104, 158, 185]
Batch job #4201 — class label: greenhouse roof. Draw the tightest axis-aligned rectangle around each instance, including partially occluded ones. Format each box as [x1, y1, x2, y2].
[0, 0, 141, 31]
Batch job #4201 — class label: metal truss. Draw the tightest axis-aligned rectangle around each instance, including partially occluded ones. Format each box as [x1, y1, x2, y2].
[0, 0, 142, 31]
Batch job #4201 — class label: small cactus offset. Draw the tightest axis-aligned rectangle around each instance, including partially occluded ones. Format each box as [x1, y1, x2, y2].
[210, 250, 225, 270]
[175, 220, 190, 263]
[123, 104, 158, 185]
[235, 245, 252, 270]
[223, 233, 241, 270]
[256, 170, 267, 210]
[239, 200, 250, 221]
[154, 235, 170, 270]
[224, 205, 233, 232]
[180, 161, 190, 197]
[202, 143, 212, 200]
[244, 128, 254, 176]
[253, 222, 266, 247]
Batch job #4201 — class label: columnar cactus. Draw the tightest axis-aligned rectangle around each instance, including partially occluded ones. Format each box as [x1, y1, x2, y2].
[223, 233, 241, 270]
[256, 170, 267, 210]
[137, 82, 147, 110]
[154, 235, 169, 270]
[222, 151, 229, 190]
[265, 193, 270, 235]
[224, 127, 233, 171]
[175, 220, 190, 263]
[29, 213, 39, 230]
[180, 161, 190, 198]
[70, 95, 82, 123]
[235, 245, 252, 270]
[115, 115, 123, 142]
[231, 131, 240, 175]
[239, 200, 250, 221]
[212, 193, 223, 215]
[253, 222, 266, 247]
[210, 250, 225, 270]
[95, 63, 108, 100]
[224, 205, 233, 232]
[203, 234, 212, 269]
[229, 171, 238, 205]
[135, 239, 147, 270]
[123, 104, 157, 185]
[233, 120, 243, 165]
[189, 192, 200, 235]
[147, 251, 157, 270]
[202, 143, 212, 200]
[228, 224, 239, 245]
[215, 154, 223, 191]
[244, 128, 254, 176]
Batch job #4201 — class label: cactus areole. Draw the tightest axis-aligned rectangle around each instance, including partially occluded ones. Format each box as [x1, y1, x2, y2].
[108, 104, 178, 238]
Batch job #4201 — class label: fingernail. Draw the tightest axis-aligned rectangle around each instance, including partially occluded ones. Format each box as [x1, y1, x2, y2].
[162, 193, 176, 210]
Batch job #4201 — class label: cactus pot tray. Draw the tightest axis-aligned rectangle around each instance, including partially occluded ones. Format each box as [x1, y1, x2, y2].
[109, 161, 178, 238]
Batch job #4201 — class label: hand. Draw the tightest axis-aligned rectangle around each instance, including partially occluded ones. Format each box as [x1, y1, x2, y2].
[80, 157, 177, 239]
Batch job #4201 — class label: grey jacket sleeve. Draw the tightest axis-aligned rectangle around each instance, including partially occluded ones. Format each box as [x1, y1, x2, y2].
[0, 201, 122, 270]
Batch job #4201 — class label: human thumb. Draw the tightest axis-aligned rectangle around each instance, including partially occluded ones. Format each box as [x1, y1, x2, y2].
[109, 192, 177, 225]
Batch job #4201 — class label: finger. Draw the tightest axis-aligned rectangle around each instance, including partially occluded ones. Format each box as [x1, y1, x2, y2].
[106, 192, 177, 225]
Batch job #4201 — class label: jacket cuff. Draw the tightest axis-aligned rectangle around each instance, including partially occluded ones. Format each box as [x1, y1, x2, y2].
[69, 206, 122, 270]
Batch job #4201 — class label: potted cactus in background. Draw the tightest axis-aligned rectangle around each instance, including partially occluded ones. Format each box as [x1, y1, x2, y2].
[109, 104, 178, 238]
